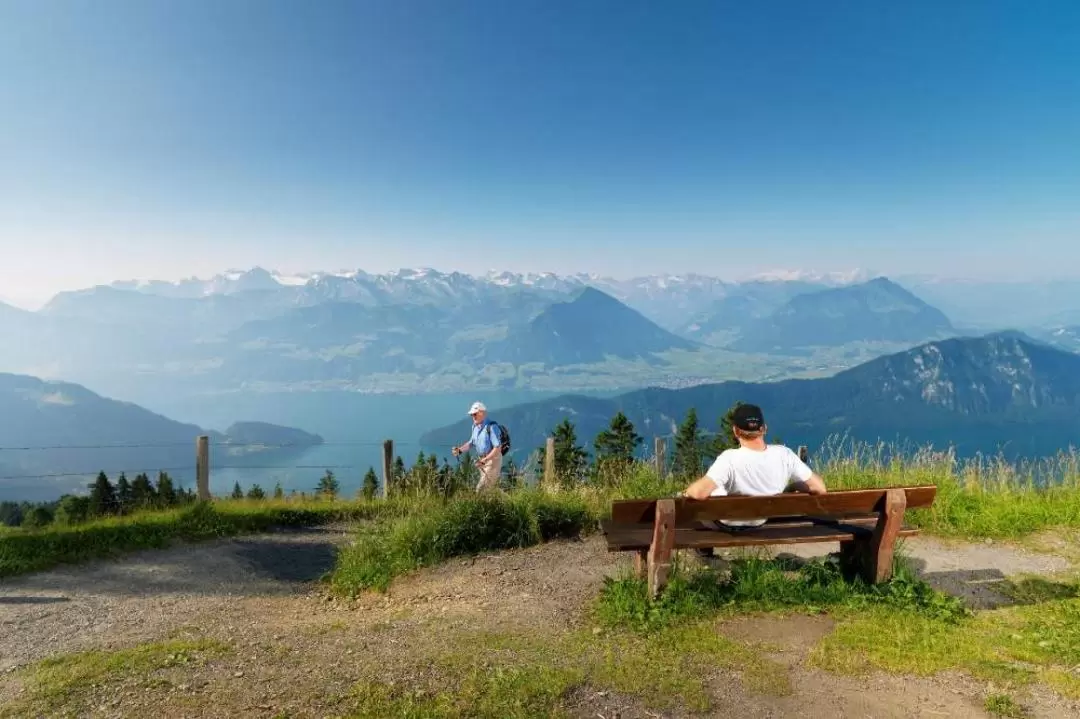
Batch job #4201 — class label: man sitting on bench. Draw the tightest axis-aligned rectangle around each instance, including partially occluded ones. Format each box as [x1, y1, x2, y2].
[682, 403, 828, 556]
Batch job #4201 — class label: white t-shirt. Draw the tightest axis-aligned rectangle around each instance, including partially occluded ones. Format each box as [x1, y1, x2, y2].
[704, 445, 815, 527]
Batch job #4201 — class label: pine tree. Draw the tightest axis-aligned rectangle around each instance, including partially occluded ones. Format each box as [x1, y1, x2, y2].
[361, 467, 379, 500]
[131, 473, 156, 508]
[593, 412, 642, 482]
[706, 401, 743, 458]
[231, 481, 244, 500]
[672, 408, 704, 479]
[273, 481, 284, 500]
[21, 505, 53, 529]
[54, 495, 90, 525]
[156, 472, 177, 507]
[317, 469, 339, 499]
[0, 501, 23, 527]
[88, 472, 119, 517]
[551, 419, 588, 486]
[246, 484, 266, 500]
[116, 473, 133, 513]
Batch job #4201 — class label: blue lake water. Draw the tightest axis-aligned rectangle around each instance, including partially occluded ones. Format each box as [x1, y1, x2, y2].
[146, 389, 617, 497]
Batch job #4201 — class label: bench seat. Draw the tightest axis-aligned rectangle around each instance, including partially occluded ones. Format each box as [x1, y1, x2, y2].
[600, 517, 921, 551]
[602, 485, 937, 597]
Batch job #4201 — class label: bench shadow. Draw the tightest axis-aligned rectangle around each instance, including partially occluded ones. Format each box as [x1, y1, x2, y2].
[0, 596, 71, 605]
[902, 557, 1079, 610]
[691, 551, 1079, 611]
[232, 538, 339, 583]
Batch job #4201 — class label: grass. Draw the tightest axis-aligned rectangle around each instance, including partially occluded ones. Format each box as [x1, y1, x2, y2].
[808, 574, 1080, 696]
[0, 497, 396, 578]
[816, 439, 1080, 539]
[329, 489, 593, 594]
[2, 638, 229, 717]
[593, 551, 968, 634]
[985, 693, 1029, 718]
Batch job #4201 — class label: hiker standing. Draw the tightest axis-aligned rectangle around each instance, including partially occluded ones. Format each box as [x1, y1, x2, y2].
[452, 401, 503, 492]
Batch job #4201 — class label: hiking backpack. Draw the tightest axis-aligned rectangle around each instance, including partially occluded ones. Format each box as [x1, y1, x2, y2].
[488, 422, 511, 455]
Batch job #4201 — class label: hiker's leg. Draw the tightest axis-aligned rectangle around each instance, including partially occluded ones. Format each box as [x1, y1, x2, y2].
[476, 455, 502, 492]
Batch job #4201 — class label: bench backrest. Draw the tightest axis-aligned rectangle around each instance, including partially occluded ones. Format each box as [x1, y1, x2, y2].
[610, 486, 937, 525]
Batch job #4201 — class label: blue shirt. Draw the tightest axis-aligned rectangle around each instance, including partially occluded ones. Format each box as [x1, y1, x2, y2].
[470, 419, 502, 456]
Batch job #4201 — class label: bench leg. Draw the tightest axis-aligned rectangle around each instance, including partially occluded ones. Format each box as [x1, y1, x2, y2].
[647, 499, 676, 599]
[633, 550, 647, 578]
[841, 488, 907, 584]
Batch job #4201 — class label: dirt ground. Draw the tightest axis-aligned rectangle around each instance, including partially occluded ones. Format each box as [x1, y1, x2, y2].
[1, 528, 1077, 718]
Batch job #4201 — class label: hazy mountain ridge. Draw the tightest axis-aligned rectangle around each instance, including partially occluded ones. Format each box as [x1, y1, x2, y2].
[732, 277, 955, 352]
[420, 333, 1080, 460]
[0, 373, 323, 502]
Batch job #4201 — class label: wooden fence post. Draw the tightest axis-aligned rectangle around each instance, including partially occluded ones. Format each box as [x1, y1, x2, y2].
[543, 436, 555, 488]
[654, 436, 667, 479]
[196, 435, 210, 501]
[381, 439, 394, 498]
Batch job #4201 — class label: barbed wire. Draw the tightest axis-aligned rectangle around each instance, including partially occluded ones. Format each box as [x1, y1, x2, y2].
[0, 439, 432, 452]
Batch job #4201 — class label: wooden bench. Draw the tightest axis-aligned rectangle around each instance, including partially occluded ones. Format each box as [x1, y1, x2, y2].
[601, 486, 937, 597]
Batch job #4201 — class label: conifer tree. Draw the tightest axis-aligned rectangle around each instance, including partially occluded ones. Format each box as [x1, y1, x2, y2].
[88, 472, 118, 517]
[671, 408, 704, 479]
[361, 467, 379, 500]
[551, 419, 588, 486]
[706, 401, 743, 458]
[21, 505, 52, 529]
[593, 411, 642, 482]
[317, 469, 339, 499]
[156, 472, 177, 507]
[115, 473, 133, 513]
[131, 473, 156, 508]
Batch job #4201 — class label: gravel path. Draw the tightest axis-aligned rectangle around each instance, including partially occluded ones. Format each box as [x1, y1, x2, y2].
[0, 524, 353, 673]
[0, 526, 1077, 717]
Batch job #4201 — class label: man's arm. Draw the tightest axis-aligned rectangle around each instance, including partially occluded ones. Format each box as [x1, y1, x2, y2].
[683, 476, 718, 500]
[788, 473, 827, 495]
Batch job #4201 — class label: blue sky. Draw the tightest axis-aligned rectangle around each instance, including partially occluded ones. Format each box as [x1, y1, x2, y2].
[2, 0, 1079, 306]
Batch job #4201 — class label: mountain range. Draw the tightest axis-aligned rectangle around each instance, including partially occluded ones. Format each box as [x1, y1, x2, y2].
[0, 373, 322, 502]
[420, 333, 1080, 461]
[0, 267, 976, 398]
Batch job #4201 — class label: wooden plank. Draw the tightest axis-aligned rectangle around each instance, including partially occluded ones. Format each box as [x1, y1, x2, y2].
[865, 487, 907, 583]
[647, 499, 676, 598]
[543, 437, 556, 487]
[381, 439, 393, 498]
[195, 435, 210, 501]
[610, 486, 936, 524]
[602, 515, 885, 536]
[602, 522, 920, 552]
[654, 436, 667, 479]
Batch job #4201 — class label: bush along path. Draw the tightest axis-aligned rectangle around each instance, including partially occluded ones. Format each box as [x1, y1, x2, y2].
[4, 487, 1079, 717]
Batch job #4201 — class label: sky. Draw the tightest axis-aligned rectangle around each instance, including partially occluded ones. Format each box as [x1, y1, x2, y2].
[2, 0, 1080, 308]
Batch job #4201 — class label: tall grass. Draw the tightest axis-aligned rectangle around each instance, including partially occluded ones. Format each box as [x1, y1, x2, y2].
[0, 498, 394, 578]
[813, 437, 1080, 537]
[7, 439, 1080, 581]
[330, 489, 593, 594]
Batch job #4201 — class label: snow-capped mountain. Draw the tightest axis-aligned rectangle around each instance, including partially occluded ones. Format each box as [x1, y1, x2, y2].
[94, 265, 866, 329]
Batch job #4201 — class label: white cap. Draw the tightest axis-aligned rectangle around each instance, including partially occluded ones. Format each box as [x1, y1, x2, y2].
[467, 401, 486, 416]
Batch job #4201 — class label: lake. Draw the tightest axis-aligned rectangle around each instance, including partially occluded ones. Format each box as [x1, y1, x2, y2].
[143, 388, 617, 497]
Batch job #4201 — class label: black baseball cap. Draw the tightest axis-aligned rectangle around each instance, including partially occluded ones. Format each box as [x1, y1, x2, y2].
[732, 403, 765, 431]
